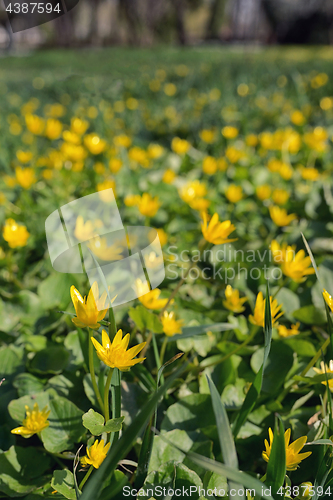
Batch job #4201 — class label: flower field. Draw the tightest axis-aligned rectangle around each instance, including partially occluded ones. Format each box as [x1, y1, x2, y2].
[2, 46, 333, 499]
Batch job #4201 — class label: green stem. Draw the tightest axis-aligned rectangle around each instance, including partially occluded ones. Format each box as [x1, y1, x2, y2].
[160, 337, 168, 366]
[89, 331, 104, 412]
[111, 369, 121, 444]
[108, 306, 117, 341]
[79, 465, 94, 490]
[104, 368, 114, 422]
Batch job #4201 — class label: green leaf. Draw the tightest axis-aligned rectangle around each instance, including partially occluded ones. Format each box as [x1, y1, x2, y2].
[293, 305, 327, 325]
[13, 373, 45, 397]
[37, 273, 76, 310]
[161, 394, 215, 432]
[82, 409, 124, 436]
[128, 305, 163, 333]
[265, 417, 286, 495]
[167, 322, 234, 341]
[51, 470, 76, 500]
[0, 446, 51, 497]
[29, 346, 70, 374]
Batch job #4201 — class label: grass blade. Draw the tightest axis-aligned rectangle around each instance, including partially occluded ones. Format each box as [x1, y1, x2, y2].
[207, 376, 244, 500]
[265, 416, 286, 496]
[233, 281, 272, 438]
[80, 360, 186, 500]
[301, 232, 321, 283]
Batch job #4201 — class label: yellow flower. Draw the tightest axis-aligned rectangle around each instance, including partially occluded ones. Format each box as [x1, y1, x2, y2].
[81, 439, 110, 469]
[109, 157, 122, 173]
[61, 143, 87, 162]
[155, 228, 168, 247]
[278, 322, 300, 338]
[249, 292, 283, 327]
[191, 198, 210, 211]
[97, 180, 116, 201]
[16, 150, 33, 164]
[202, 156, 218, 175]
[84, 134, 107, 155]
[180, 180, 207, 206]
[270, 240, 296, 264]
[222, 126, 239, 139]
[70, 282, 109, 329]
[272, 188, 289, 205]
[124, 194, 141, 207]
[201, 212, 237, 246]
[136, 279, 169, 310]
[164, 83, 177, 96]
[91, 329, 146, 371]
[269, 206, 297, 227]
[3, 219, 30, 248]
[225, 146, 243, 163]
[88, 236, 123, 261]
[279, 162, 293, 180]
[161, 311, 184, 337]
[114, 134, 131, 148]
[226, 185, 243, 203]
[147, 144, 164, 159]
[74, 216, 102, 241]
[128, 147, 150, 168]
[15, 167, 36, 189]
[223, 285, 247, 313]
[199, 129, 216, 144]
[45, 118, 63, 140]
[246, 134, 258, 147]
[313, 360, 333, 390]
[171, 137, 191, 155]
[323, 289, 333, 312]
[290, 110, 305, 126]
[281, 249, 315, 283]
[138, 193, 160, 217]
[25, 114, 45, 135]
[301, 167, 320, 181]
[162, 169, 176, 184]
[256, 185, 271, 201]
[63, 130, 81, 144]
[263, 428, 311, 471]
[11, 403, 50, 438]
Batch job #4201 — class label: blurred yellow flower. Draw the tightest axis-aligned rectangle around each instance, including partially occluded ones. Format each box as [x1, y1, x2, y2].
[61, 143, 87, 162]
[223, 285, 247, 313]
[84, 134, 107, 155]
[263, 428, 311, 471]
[161, 311, 184, 337]
[11, 403, 50, 438]
[246, 134, 258, 147]
[137, 279, 169, 310]
[88, 236, 123, 262]
[301, 167, 320, 181]
[269, 206, 297, 226]
[45, 118, 63, 140]
[138, 193, 160, 217]
[81, 439, 110, 469]
[25, 114, 45, 135]
[180, 180, 207, 206]
[202, 156, 218, 175]
[109, 157, 122, 173]
[70, 282, 109, 329]
[217, 157, 228, 171]
[226, 185, 243, 203]
[199, 129, 216, 144]
[151, 228, 167, 247]
[16, 150, 33, 164]
[171, 137, 191, 155]
[201, 212, 237, 245]
[91, 329, 146, 371]
[222, 126, 238, 139]
[256, 185, 271, 201]
[164, 83, 177, 96]
[15, 167, 36, 189]
[270, 240, 296, 264]
[97, 180, 116, 201]
[124, 194, 141, 207]
[279, 162, 293, 180]
[281, 249, 315, 282]
[249, 292, 283, 327]
[114, 134, 131, 148]
[272, 188, 289, 205]
[278, 322, 300, 338]
[148, 144, 164, 159]
[311, 72, 328, 89]
[313, 360, 333, 390]
[74, 216, 102, 241]
[129, 147, 150, 168]
[3, 219, 30, 248]
[290, 110, 305, 126]
[63, 130, 81, 144]
[163, 169, 176, 184]
[225, 146, 243, 163]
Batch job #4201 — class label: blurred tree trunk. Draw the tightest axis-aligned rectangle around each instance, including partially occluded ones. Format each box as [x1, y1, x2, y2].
[171, 0, 186, 45]
[54, 9, 75, 46]
[89, 0, 101, 44]
[119, 0, 141, 45]
[206, 0, 226, 40]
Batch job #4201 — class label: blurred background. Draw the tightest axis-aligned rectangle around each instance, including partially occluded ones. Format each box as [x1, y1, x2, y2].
[0, 0, 333, 51]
